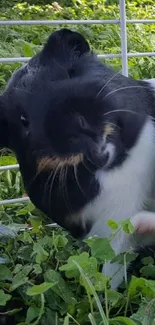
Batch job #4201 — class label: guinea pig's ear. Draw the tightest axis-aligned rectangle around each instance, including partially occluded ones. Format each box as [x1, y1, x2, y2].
[0, 95, 9, 149]
[41, 28, 90, 62]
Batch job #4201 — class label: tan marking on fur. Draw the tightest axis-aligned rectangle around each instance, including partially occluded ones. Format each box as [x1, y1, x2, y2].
[104, 124, 114, 137]
[37, 154, 83, 172]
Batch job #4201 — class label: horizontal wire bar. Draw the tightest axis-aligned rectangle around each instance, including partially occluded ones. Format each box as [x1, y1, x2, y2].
[127, 52, 155, 57]
[0, 57, 30, 63]
[1, 52, 155, 63]
[0, 19, 120, 25]
[127, 19, 155, 24]
[0, 197, 29, 205]
[0, 19, 155, 26]
[0, 164, 19, 171]
[18, 223, 58, 232]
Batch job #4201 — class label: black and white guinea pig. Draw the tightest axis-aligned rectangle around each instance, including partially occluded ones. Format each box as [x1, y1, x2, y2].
[1, 28, 155, 289]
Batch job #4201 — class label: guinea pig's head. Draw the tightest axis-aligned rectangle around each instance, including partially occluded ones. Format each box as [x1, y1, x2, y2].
[0, 28, 153, 238]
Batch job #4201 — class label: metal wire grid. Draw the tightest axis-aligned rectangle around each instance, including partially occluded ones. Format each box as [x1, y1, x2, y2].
[0, 0, 155, 206]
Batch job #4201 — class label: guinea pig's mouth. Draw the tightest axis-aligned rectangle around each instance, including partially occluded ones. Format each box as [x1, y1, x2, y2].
[36, 140, 115, 174]
[36, 143, 116, 174]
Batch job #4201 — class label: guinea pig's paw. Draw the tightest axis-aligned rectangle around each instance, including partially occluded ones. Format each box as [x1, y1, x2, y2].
[131, 211, 155, 234]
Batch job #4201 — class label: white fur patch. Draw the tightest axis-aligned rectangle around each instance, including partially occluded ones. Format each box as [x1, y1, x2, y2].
[80, 117, 155, 288]
[83, 118, 155, 238]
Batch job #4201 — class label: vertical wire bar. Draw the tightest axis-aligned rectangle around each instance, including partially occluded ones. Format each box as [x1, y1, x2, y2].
[119, 0, 128, 76]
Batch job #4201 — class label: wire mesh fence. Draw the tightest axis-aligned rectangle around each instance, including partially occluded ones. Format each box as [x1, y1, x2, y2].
[0, 0, 155, 206]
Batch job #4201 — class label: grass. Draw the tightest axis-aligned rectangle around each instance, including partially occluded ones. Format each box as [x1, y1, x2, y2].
[0, 0, 155, 324]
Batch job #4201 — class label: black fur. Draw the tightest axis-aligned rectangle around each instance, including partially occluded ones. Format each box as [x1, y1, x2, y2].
[1, 28, 155, 238]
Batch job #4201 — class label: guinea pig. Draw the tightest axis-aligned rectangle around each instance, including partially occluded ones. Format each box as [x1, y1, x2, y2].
[1, 28, 155, 289]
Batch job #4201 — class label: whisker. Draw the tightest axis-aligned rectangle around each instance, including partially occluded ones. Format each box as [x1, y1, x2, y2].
[103, 109, 142, 117]
[27, 158, 51, 188]
[59, 166, 64, 195]
[96, 70, 122, 98]
[42, 169, 54, 206]
[49, 163, 61, 215]
[58, 165, 71, 213]
[87, 156, 102, 170]
[104, 85, 148, 100]
[82, 160, 95, 175]
[63, 165, 72, 215]
[73, 164, 86, 197]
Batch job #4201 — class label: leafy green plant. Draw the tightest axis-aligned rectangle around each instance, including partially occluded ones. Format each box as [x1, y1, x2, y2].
[0, 218, 155, 324]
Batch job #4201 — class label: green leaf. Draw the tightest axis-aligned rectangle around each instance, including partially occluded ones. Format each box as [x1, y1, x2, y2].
[26, 306, 40, 324]
[131, 301, 149, 324]
[41, 308, 62, 325]
[119, 219, 135, 234]
[0, 265, 12, 281]
[93, 272, 108, 291]
[0, 155, 17, 166]
[38, 235, 52, 247]
[140, 264, 155, 278]
[54, 234, 68, 248]
[32, 243, 49, 264]
[0, 289, 11, 306]
[128, 276, 146, 296]
[23, 231, 33, 244]
[111, 252, 138, 265]
[109, 316, 136, 324]
[131, 299, 155, 325]
[16, 208, 29, 216]
[85, 237, 115, 262]
[26, 282, 57, 296]
[128, 276, 155, 298]
[142, 257, 154, 265]
[59, 252, 97, 278]
[33, 264, 42, 275]
[11, 265, 32, 291]
[107, 290, 123, 307]
[13, 264, 23, 274]
[26, 201, 36, 212]
[30, 216, 42, 233]
[107, 219, 118, 230]
[44, 269, 75, 304]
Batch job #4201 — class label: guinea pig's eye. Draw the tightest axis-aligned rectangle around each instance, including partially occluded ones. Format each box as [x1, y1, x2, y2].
[20, 115, 29, 128]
